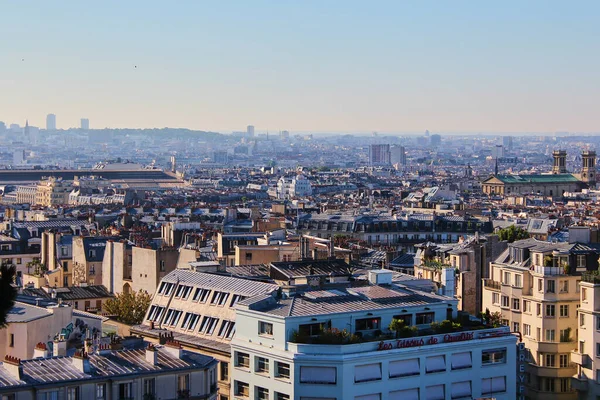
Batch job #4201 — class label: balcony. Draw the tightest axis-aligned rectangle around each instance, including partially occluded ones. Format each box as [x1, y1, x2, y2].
[483, 279, 501, 291]
[571, 351, 592, 368]
[571, 375, 589, 392]
[533, 265, 567, 276]
[526, 363, 576, 378]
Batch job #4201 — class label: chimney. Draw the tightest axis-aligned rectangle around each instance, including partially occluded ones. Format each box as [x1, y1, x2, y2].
[84, 339, 94, 355]
[33, 342, 49, 359]
[145, 343, 158, 366]
[3, 356, 23, 380]
[53, 338, 67, 357]
[441, 267, 455, 298]
[97, 343, 111, 355]
[164, 340, 183, 359]
[71, 350, 91, 373]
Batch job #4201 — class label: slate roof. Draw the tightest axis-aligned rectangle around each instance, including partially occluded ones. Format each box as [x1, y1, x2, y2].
[161, 269, 278, 297]
[5, 302, 52, 323]
[21, 285, 114, 301]
[270, 259, 355, 279]
[493, 174, 580, 184]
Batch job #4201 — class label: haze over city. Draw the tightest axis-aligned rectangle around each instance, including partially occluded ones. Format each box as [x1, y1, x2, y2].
[2, 0, 599, 133]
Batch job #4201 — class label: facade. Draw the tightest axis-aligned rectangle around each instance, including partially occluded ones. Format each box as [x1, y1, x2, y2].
[481, 238, 600, 399]
[35, 177, 71, 207]
[390, 145, 406, 166]
[231, 270, 517, 400]
[46, 113, 56, 130]
[80, 118, 89, 130]
[276, 175, 312, 199]
[0, 343, 218, 400]
[369, 144, 391, 166]
[72, 236, 111, 285]
[131, 269, 279, 399]
[21, 285, 114, 313]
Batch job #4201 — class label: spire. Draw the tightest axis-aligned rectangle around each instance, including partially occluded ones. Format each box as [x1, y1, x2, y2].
[494, 157, 499, 175]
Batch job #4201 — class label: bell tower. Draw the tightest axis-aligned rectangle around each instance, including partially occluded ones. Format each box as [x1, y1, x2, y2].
[552, 150, 567, 174]
[581, 150, 596, 185]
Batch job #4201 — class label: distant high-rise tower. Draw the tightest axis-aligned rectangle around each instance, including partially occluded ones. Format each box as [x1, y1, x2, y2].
[247, 125, 255, 137]
[552, 150, 567, 174]
[581, 150, 596, 184]
[170, 155, 177, 173]
[502, 136, 513, 151]
[430, 134, 441, 147]
[46, 114, 56, 130]
[390, 145, 406, 166]
[81, 118, 90, 130]
[369, 144, 391, 166]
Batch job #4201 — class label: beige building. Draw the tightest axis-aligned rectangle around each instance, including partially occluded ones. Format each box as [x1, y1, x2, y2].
[72, 236, 112, 285]
[234, 243, 299, 265]
[571, 273, 600, 398]
[35, 177, 71, 207]
[131, 269, 279, 400]
[482, 238, 599, 399]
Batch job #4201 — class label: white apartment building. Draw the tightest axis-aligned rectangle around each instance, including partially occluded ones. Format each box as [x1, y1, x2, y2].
[276, 175, 312, 200]
[232, 270, 517, 400]
[131, 269, 279, 400]
[482, 238, 600, 400]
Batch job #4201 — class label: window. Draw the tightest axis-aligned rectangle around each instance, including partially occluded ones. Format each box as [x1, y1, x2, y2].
[235, 352, 250, 368]
[512, 298, 520, 310]
[178, 374, 190, 395]
[199, 316, 219, 335]
[256, 357, 269, 374]
[256, 387, 269, 400]
[560, 329, 571, 342]
[354, 363, 382, 383]
[389, 389, 419, 400]
[501, 296, 509, 308]
[512, 322, 520, 332]
[547, 280, 555, 293]
[245, 252, 253, 261]
[276, 362, 290, 379]
[355, 317, 381, 331]
[503, 272, 511, 285]
[275, 393, 290, 400]
[515, 274, 522, 288]
[524, 324, 531, 337]
[545, 329, 555, 342]
[66, 387, 79, 400]
[451, 352, 472, 370]
[211, 291, 230, 306]
[39, 392, 58, 400]
[597, 316, 600, 331]
[545, 354, 555, 367]
[230, 294, 246, 307]
[583, 287, 588, 301]
[160, 260, 166, 272]
[560, 280, 568, 293]
[546, 304, 555, 317]
[577, 254, 586, 268]
[581, 313, 586, 327]
[259, 321, 274, 336]
[118, 383, 132, 400]
[482, 349, 506, 365]
[560, 378, 570, 392]
[451, 381, 471, 399]
[389, 359, 419, 377]
[182, 313, 200, 330]
[425, 355, 446, 373]
[298, 322, 328, 337]
[544, 378, 555, 392]
[220, 361, 229, 381]
[299, 366, 337, 384]
[560, 354, 569, 368]
[393, 314, 412, 326]
[536, 303, 541, 316]
[416, 312, 435, 324]
[481, 377, 506, 394]
[96, 384, 106, 400]
[560, 305, 569, 317]
[538, 279, 543, 292]
[426, 384, 445, 400]
[492, 293, 500, 305]
[523, 300, 531, 313]
[218, 320, 236, 339]
[193, 288, 210, 302]
[235, 381, 249, 398]
[9, 334, 14, 347]
[143, 378, 155, 397]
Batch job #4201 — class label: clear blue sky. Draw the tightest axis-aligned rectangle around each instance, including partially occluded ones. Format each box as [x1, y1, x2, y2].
[1, 1, 599, 133]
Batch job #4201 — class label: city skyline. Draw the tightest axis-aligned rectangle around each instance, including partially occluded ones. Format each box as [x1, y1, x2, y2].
[1, 1, 599, 132]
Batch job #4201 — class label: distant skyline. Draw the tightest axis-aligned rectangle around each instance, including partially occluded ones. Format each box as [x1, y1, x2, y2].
[1, 1, 599, 133]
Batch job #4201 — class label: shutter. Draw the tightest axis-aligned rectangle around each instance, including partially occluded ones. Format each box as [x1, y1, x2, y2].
[389, 388, 419, 400]
[354, 363, 382, 382]
[300, 366, 336, 384]
[482, 376, 506, 393]
[451, 381, 471, 398]
[426, 384, 445, 400]
[389, 359, 420, 377]
[451, 352, 472, 369]
[425, 355, 446, 372]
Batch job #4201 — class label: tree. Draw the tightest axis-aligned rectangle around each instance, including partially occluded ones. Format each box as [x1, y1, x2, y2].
[497, 225, 530, 243]
[104, 290, 152, 325]
[0, 264, 17, 328]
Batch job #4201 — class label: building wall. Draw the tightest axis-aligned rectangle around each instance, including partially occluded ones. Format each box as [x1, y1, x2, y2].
[102, 241, 131, 294]
[131, 247, 178, 294]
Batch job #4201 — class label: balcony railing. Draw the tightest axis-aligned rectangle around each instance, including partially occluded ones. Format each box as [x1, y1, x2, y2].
[483, 279, 501, 290]
[582, 271, 600, 284]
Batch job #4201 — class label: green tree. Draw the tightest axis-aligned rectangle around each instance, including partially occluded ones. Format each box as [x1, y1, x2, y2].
[497, 225, 530, 243]
[104, 290, 152, 325]
[0, 265, 17, 328]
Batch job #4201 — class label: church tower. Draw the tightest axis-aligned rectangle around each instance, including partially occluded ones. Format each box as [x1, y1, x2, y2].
[581, 150, 596, 185]
[552, 150, 567, 174]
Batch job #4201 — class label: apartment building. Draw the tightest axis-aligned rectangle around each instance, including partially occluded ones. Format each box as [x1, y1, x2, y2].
[231, 270, 517, 400]
[131, 269, 279, 400]
[571, 273, 600, 399]
[72, 236, 112, 285]
[0, 342, 218, 400]
[482, 238, 600, 399]
[35, 177, 71, 206]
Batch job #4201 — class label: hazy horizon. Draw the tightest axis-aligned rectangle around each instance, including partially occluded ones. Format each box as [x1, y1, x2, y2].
[2, 1, 599, 133]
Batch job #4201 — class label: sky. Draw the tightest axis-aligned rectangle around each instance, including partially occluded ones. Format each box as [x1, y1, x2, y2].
[1, 1, 599, 133]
